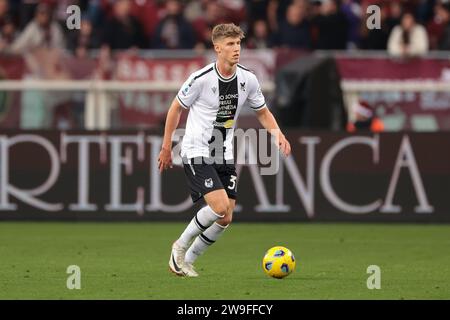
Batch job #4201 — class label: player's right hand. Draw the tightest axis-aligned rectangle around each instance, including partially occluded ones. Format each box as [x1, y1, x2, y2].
[158, 147, 173, 173]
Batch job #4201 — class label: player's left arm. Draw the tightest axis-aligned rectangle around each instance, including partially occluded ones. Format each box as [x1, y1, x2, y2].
[256, 106, 291, 157]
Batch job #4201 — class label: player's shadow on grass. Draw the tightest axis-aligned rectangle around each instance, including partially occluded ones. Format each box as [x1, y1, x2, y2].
[294, 277, 338, 281]
[249, 276, 337, 281]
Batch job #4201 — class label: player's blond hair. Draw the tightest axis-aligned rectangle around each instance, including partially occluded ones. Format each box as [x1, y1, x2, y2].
[211, 23, 245, 44]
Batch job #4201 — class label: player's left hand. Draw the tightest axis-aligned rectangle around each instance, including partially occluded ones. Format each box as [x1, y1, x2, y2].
[278, 133, 291, 157]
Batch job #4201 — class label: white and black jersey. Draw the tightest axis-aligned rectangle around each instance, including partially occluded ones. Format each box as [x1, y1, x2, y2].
[176, 62, 266, 161]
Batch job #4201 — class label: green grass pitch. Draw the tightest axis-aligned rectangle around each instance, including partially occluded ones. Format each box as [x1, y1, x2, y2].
[0, 222, 449, 300]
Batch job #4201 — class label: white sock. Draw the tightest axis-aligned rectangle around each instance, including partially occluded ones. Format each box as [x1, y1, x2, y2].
[177, 206, 224, 249]
[185, 222, 229, 265]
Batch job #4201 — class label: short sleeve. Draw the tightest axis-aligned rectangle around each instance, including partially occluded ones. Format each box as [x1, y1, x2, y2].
[176, 74, 201, 109]
[246, 74, 266, 111]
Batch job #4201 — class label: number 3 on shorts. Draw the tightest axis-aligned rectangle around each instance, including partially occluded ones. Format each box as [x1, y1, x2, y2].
[228, 175, 237, 190]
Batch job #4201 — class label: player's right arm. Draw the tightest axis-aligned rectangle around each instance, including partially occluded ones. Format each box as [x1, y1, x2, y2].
[158, 98, 184, 173]
[158, 69, 202, 172]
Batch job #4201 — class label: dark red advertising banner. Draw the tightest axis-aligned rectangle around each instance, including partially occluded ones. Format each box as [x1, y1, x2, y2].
[0, 56, 26, 128]
[336, 57, 450, 131]
[0, 130, 449, 222]
[336, 57, 450, 80]
[115, 54, 206, 126]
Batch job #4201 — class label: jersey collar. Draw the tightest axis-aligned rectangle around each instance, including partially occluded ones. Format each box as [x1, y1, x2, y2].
[214, 62, 237, 82]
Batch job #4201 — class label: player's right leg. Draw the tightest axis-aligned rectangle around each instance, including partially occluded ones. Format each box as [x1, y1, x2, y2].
[169, 158, 226, 276]
[183, 196, 233, 276]
[182, 190, 231, 277]
[169, 196, 226, 276]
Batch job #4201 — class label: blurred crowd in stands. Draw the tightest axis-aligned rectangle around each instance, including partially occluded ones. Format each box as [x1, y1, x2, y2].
[0, 0, 449, 59]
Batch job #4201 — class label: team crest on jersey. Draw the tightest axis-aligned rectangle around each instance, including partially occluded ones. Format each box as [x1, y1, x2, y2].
[212, 87, 217, 94]
[240, 82, 246, 92]
[205, 178, 214, 189]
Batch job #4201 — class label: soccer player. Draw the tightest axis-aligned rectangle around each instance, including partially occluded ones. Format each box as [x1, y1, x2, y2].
[158, 23, 291, 277]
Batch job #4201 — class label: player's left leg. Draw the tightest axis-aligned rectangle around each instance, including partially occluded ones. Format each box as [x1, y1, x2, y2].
[183, 199, 235, 276]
